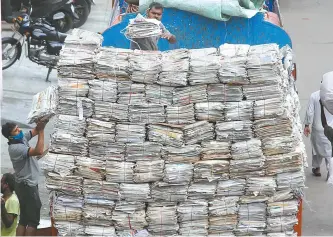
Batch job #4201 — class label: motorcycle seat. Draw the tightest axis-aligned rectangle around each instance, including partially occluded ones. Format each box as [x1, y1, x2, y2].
[41, 30, 67, 43]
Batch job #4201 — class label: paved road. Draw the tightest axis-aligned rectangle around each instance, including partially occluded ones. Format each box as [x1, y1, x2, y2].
[280, 0, 333, 235]
[1, 0, 333, 234]
[1, 0, 112, 219]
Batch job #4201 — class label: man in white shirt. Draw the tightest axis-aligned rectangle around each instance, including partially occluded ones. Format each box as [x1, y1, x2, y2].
[304, 90, 333, 177]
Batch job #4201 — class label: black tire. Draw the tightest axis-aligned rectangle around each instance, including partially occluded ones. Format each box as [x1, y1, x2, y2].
[73, 0, 90, 28]
[53, 11, 74, 33]
[2, 37, 22, 70]
[86, 0, 92, 13]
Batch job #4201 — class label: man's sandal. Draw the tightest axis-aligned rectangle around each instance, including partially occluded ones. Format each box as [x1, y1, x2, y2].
[312, 168, 321, 177]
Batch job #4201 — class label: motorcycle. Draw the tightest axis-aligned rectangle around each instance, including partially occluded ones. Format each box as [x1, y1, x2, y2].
[2, 10, 67, 82]
[27, 0, 78, 33]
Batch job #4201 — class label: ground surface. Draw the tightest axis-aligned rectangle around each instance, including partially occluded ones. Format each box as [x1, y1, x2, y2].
[1, 0, 333, 234]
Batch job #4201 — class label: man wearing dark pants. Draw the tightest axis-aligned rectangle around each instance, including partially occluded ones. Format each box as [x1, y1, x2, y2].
[1, 120, 48, 236]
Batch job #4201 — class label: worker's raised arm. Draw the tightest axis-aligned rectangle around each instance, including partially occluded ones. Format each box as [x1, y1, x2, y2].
[28, 120, 48, 158]
[28, 130, 45, 158]
[161, 24, 176, 44]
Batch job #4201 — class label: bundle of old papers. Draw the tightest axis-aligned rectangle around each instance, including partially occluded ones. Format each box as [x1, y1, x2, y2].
[88, 79, 118, 102]
[50, 131, 88, 156]
[117, 81, 146, 105]
[83, 179, 120, 201]
[126, 142, 162, 161]
[116, 124, 146, 143]
[95, 47, 131, 79]
[177, 200, 208, 235]
[194, 160, 229, 182]
[106, 161, 135, 183]
[183, 121, 215, 145]
[148, 124, 184, 147]
[162, 145, 201, 163]
[119, 183, 151, 201]
[133, 160, 165, 183]
[173, 85, 208, 106]
[75, 157, 105, 180]
[42, 153, 76, 176]
[86, 119, 116, 142]
[216, 179, 246, 197]
[166, 104, 196, 124]
[201, 141, 231, 160]
[94, 102, 129, 122]
[207, 84, 243, 102]
[195, 102, 224, 122]
[216, 120, 253, 142]
[224, 101, 253, 121]
[163, 163, 193, 184]
[27, 86, 58, 124]
[189, 48, 220, 85]
[129, 50, 162, 84]
[146, 84, 174, 105]
[187, 181, 217, 200]
[151, 182, 188, 202]
[158, 49, 189, 87]
[45, 172, 82, 196]
[147, 202, 178, 235]
[58, 78, 89, 99]
[57, 97, 94, 118]
[112, 201, 147, 231]
[129, 103, 165, 123]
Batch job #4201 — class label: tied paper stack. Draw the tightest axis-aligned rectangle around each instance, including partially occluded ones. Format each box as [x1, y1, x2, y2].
[41, 35, 306, 237]
[27, 86, 58, 124]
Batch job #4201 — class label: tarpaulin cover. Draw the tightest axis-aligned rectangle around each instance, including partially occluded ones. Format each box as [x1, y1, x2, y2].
[139, 0, 265, 21]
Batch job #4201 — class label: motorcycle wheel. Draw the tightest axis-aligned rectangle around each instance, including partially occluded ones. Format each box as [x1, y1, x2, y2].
[73, 0, 90, 28]
[53, 11, 74, 33]
[2, 37, 22, 70]
[86, 0, 92, 12]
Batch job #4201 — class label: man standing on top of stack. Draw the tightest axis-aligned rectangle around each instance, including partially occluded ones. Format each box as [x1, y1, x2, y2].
[130, 2, 176, 51]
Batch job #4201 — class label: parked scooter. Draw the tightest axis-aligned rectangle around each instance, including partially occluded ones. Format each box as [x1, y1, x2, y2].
[2, 5, 67, 81]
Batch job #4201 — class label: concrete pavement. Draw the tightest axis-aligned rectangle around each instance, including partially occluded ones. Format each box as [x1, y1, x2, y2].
[1, 0, 112, 218]
[280, 0, 333, 235]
